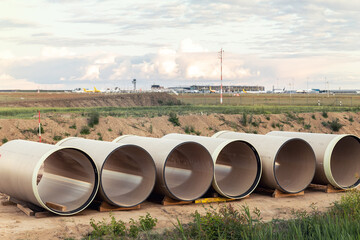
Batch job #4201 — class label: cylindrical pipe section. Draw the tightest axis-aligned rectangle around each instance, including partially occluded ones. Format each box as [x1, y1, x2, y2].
[113, 135, 214, 201]
[213, 131, 316, 193]
[162, 133, 261, 199]
[57, 137, 156, 207]
[267, 131, 360, 189]
[0, 140, 98, 215]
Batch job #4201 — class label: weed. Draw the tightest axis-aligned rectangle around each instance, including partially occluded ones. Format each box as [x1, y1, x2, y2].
[349, 116, 354, 122]
[184, 125, 195, 134]
[148, 124, 153, 134]
[80, 126, 90, 135]
[64, 132, 70, 137]
[271, 122, 276, 128]
[108, 128, 112, 132]
[311, 114, 316, 120]
[322, 111, 328, 118]
[304, 124, 311, 130]
[328, 118, 343, 132]
[118, 130, 123, 136]
[97, 132, 103, 141]
[168, 112, 180, 126]
[240, 112, 247, 126]
[87, 111, 99, 127]
[53, 135, 62, 141]
[69, 123, 76, 129]
[2, 138, 8, 144]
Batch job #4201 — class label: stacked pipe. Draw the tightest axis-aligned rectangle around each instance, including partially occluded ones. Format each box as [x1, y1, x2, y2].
[162, 133, 262, 199]
[213, 131, 316, 193]
[113, 135, 214, 201]
[0, 140, 99, 215]
[267, 131, 360, 189]
[57, 137, 156, 207]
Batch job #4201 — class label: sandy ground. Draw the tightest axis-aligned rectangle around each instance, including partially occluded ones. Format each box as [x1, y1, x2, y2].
[0, 189, 348, 240]
[0, 111, 359, 145]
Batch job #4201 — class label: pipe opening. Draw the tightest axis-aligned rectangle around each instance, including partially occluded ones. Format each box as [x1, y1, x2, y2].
[215, 141, 260, 198]
[37, 148, 97, 214]
[101, 145, 156, 207]
[330, 136, 360, 188]
[274, 139, 315, 193]
[165, 142, 213, 201]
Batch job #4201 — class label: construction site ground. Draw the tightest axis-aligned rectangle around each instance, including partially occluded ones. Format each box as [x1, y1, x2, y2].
[0, 92, 359, 239]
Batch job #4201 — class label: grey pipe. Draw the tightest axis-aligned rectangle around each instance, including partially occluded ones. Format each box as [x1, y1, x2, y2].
[213, 131, 316, 193]
[267, 131, 360, 189]
[56, 137, 156, 207]
[0, 140, 98, 215]
[113, 135, 214, 201]
[162, 133, 261, 199]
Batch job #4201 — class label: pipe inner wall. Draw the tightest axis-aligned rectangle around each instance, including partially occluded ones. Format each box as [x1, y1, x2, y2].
[274, 139, 316, 193]
[101, 145, 156, 207]
[37, 148, 98, 214]
[330, 136, 360, 188]
[164, 142, 214, 201]
[215, 141, 260, 198]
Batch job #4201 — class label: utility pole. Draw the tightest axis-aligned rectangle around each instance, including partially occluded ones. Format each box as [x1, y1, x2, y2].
[218, 48, 224, 104]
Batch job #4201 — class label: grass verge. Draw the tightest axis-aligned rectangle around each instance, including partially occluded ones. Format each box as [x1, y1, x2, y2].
[0, 105, 359, 119]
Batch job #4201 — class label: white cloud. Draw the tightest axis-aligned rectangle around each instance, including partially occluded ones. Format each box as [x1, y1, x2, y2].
[0, 74, 63, 90]
[41, 47, 75, 58]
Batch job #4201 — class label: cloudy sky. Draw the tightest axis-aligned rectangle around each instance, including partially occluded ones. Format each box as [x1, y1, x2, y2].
[0, 0, 359, 90]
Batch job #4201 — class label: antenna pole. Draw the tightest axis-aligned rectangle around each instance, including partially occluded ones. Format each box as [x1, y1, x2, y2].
[219, 48, 224, 104]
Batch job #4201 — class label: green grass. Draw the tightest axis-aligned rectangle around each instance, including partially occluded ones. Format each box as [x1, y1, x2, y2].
[82, 190, 360, 240]
[0, 105, 358, 119]
[149, 190, 360, 240]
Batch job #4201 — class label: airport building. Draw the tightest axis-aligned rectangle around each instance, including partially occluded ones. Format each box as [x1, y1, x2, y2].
[189, 85, 265, 92]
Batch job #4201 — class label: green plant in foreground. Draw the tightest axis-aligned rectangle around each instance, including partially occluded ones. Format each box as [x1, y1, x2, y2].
[69, 123, 76, 129]
[2, 138, 8, 144]
[80, 126, 90, 135]
[168, 112, 180, 126]
[87, 213, 157, 239]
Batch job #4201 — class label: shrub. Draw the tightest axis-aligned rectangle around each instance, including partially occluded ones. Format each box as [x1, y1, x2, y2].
[311, 114, 316, 120]
[168, 112, 180, 126]
[80, 126, 90, 135]
[69, 123, 76, 129]
[349, 116, 354, 122]
[322, 111, 328, 118]
[304, 124, 311, 130]
[240, 113, 247, 126]
[108, 128, 112, 132]
[87, 111, 99, 127]
[53, 135, 62, 141]
[184, 125, 195, 134]
[329, 118, 343, 132]
[2, 138, 8, 144]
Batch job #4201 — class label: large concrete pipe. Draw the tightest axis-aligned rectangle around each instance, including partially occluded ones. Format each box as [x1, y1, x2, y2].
[113, 135, 214, 201]
[162, 134, 261, 199]
[213, 131, 316, 193]
[0, 140, 98, 215]
[57, 137, 156, 207]
[267, 131, 360, 189]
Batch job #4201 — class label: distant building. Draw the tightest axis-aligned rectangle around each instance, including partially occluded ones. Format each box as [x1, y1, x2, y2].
[151, 84, 164, 91]
[190, 85, 265, 92]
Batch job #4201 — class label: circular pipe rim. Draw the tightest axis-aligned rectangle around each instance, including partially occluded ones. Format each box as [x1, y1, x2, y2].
[273, 138, 316, 194]
[163, 141, 214, 201]
[32, 146, 99, 215]
[211, 139, 262, 199]
[324, 134, 360, 189]
[99, 145, 156, 207]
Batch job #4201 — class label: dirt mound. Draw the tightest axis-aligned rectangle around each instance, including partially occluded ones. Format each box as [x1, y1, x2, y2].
[0, 92, 179, 108]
